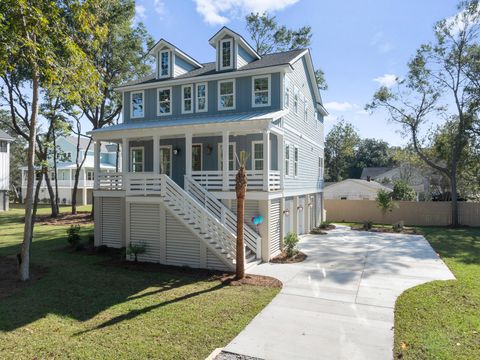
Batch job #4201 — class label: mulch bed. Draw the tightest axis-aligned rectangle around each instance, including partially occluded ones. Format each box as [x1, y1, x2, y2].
[217, 274, 282, 288]
[270, 251, 307, 263]
[35, 212, 93, 226]
[0, 256, 48, 299]
[351, 226, 418, 234]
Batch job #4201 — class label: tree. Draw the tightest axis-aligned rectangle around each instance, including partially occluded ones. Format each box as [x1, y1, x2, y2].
[0, 0, 102, 281]
[351, 138, 393, 178]
[391, 180, 417, 201]
[324, 119, 360, 181]
[376, 189, 395, 226]
[235, 151, 249, 280]
[367, 1, 480, 227]
[70, 0, 154, 215]
[245, 12, 327, 90]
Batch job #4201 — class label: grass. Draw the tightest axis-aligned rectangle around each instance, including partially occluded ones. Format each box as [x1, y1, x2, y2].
[0, 206, 279, 359]
[394, 227, 480, 359]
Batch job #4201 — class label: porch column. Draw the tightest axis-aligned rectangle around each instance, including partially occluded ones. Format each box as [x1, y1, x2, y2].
[94, 140, 101, 189]
[153, 135, 160, 174]
[277, 134, 284, 190]
[121, 138, 129, 173]
[263, 130, 270, 191]
[185, 132, 192, 176]
[222, 130, 229, 191]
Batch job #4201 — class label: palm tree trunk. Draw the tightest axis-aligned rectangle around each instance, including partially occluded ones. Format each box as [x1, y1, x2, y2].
[235, 159, 248, 279]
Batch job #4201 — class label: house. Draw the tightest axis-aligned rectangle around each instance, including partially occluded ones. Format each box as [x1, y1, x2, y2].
[0, 130, 13, 211]
[324, 179, 392, 200]
[20, 136, 117, 205]
[90, 27, 327, 271]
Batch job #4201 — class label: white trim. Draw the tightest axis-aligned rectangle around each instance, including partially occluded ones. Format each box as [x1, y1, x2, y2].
[294, 145, 299, 178]
[251, 74, 271, 108]
[159, 50, 171, 78]
[130, 90, 144, 119]
[251, 141, 264, 171]
[181, 84, 193, 114]
[219, 38, 234, 70]
[208, 27, 260, 60]
[293, 86, 299, 114]
[148, 39, 203, 68]
[217, 79, 236, 111]
[195, 82, 208, 113]
[157, 87, 172, 116]
[283, 74, 290, 109]
[159, 145, 172, 176]
[217, 142, 236, 171]
[303, 95, 308, 122]
[130, 146, 144, 172]
[192, 143, 203, 171]
[284, 142, 291, 178]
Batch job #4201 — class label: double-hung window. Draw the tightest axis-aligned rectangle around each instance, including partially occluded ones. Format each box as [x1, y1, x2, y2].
[318, 157, 324, 179]
[285, 144, 290, 177]
[157, 87, 172, 115]
[252, 75, 271, 107]
[294, 146, 299, 177]
[131, 147, 144, 172]
[220, 39, 233, 70]
[218, 79, 235, 110]
[159, 50, 170, 77]
[87, 171, 94, 181]
[252, 141, 264, 170]
[293, 86, 299, 114]
[131, 91, 144, 118]
[196, 83, 208, 112]
[284, 76, 290, 108]
[182, 85, 193, 114]
[0, 141, 7, 153]
[218, 143, 236, 171]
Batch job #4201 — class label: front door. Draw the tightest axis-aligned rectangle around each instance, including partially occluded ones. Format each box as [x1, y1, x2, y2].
[160, 146, 172, 176]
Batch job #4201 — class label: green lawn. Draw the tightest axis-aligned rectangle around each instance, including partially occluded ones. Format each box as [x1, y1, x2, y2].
[0, 206, 279, 359]
[394, 227, 480, 359]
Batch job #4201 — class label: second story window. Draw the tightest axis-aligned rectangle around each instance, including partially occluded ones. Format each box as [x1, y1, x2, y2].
[157, 87, 172, 115]
[294, 146, 299, 177]
[182, 85, 193, 114]
[196, 83, 208, 112]
[220, 39, 233, 70]
[285, 143, 290, 177]
[131, 147, 144, 172]
[318, 157, 324, 179]
[131, 91, 144, 119]
[160, 50, 170, 77]
[293, 86, 299, 114]
[218, 79, 235, 110]
[252, 75, 271, 107]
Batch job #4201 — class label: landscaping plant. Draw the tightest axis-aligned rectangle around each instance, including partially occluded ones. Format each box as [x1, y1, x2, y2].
[235, 150, 249, 279]
[376, 189, 396, 227]
[284, 232, 299, 258]
[127, 242, 147, 263]
[67, 225, 81, 247]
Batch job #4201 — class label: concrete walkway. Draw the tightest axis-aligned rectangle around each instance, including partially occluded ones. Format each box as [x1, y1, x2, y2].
[223, 225, 455, 360]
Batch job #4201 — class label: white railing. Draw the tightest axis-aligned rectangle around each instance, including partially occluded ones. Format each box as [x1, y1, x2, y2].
[269, 170, 281, 191]
[125, 173, 162, 196]
[185, 176, 261, 258]
[191, 170, 282, 191]
[98, 172, 123, 191]
[22, 179, 95, 188]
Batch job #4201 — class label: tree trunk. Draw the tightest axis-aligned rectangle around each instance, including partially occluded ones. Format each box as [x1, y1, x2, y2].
[53, 131, 60, 215]
[235, 164, 247, 280]
[31, 175, 43, 234]
[71, 169, 79, 215]
[44, 170, 58, 217]
[19, 70, 39, 282]
[450, 171, 459, 227]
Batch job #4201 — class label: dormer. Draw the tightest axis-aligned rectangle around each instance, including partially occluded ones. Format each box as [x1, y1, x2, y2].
[148, 39, 202, 80]
[208, 27, 260, 71]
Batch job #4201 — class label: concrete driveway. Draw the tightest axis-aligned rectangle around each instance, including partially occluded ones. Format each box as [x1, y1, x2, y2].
[223, 225, 455, 360]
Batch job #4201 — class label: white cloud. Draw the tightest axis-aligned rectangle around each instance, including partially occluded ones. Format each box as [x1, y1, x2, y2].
[154, 0, 167, 17]
[324, 101, 354, 112]
[135, 4, 146, 22]
[194, 0, 299, 25]
[373, 74, 398, 87]
[443, 6, 480, 35]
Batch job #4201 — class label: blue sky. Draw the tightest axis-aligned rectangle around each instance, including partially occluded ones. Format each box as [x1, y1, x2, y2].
[134, 0, 460, 146]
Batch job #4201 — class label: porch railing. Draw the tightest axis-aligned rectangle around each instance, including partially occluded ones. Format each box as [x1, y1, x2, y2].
[190, 170, 281, 191]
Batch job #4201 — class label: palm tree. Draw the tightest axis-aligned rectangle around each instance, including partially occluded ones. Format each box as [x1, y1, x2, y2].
[235, 151, 249, 279]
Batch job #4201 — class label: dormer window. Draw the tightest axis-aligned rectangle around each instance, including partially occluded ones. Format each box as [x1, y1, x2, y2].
[220, 39, 233, 70]
[159, 50, 170, 78]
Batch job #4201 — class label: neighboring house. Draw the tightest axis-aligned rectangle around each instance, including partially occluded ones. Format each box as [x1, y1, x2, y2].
[90, 26, 327, 271]
[20, 136, 117, 205]
[324, 179, 392, 200]
[0, 130, 13, 211]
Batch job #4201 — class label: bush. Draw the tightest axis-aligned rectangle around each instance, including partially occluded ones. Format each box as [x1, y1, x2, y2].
[67, 225, 81, 247]
[283, 232, 299, 258]
[392, 221, 404, 232]
[127, 242, 147, 262]
[310, 227, 326, 235]
[319, 221, 332, 229]
[391, 180, 416, 201]
[363, 221, 373, 230]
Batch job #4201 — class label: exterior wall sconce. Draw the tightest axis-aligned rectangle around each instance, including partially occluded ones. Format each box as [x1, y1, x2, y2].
[283, 209, 290, 216]
[307, 202, 313, 207]
[297, 206, 304, 211]
[173, 147, 181, 156]
[206, 144, 213, 155]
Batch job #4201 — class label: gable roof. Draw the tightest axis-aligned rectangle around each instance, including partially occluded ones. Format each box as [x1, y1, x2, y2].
[147, 38, 203, 68]
[325, 179, 392, 192]
[0, 130, 13, 141]
[360, 167, 396, 180]
[63, 136, 115, 153]
[208, 26, 260, 60]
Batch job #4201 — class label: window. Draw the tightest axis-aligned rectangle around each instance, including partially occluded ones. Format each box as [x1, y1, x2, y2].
[318, 157, 324, 179]
[87, 171, 94, 181]
[252, 75, 271, 107]
[157, 87, 172, 115]
[0, 141, 7, 153]
[182, 85, 193, 114]
[192, 144, 202, 171]
[294, 146, 299, 177]
[293, 86, 299, 114]
[160, 146, 172, 176]
[196, 83, 208, 112]
[220, 39, 233, 70]
[285, 143, 290, 177]
[252, 141, 264, 170]
[160, 50, 170, 77]
[218, 79, 235, 110]
[130, 147, 144, 172]
[284, 76, 290, 108]
[131, 91, 144, 118]
[304, 96, 308, 122]
[218, 143, 236, 171]
[65, 152, 72, 161]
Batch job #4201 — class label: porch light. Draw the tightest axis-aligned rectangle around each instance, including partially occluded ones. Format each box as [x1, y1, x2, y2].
[297, 206, 304, 211]
[173, 147, 181, 156]
[283, 209, 290, 216]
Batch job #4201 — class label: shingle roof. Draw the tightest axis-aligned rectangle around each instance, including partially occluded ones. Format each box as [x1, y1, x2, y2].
[119, 49, 306, 88]
[0, 129, 13, 141]
[360, 167, 396, 180]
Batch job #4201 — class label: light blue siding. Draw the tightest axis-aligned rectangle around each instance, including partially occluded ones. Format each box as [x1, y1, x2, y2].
[237, 45, 255, 68]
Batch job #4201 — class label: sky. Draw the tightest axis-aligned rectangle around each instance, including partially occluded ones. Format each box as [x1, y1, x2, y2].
[132, 0, 461, 146]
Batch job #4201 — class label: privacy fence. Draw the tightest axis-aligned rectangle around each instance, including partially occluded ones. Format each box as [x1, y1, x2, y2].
[325, 200, 480, 227]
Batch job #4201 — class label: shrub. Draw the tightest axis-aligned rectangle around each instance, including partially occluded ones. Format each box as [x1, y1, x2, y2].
[67, 225, 81, 247]
[283, 232, 299, 258]
[310, 227, 326, 235]
[319, 221, 332, 229]
[376, 189, 396, 226]
[363, 221, 373, 230]
[392, 221, 404, 232]
[391, 180, 416, 201]
[127, 242, 147, 262]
